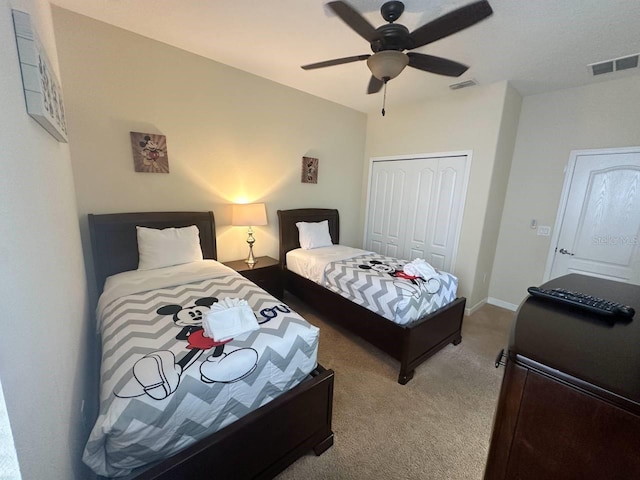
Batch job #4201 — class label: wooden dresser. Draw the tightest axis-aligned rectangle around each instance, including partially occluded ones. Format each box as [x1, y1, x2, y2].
[484, 274, 640, 480]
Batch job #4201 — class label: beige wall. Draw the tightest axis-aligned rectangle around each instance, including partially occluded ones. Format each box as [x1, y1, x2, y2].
[0, 0, 92, 478]
[472, 85, 522, 304]
[364, 81, 520, 309]
[490, 75, 640, 307]
[51, 7, 367, 300]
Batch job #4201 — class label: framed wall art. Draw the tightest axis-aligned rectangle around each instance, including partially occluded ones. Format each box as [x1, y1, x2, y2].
[12, 10, 68, 143]
[130, 132, 170, 173]
[301, 156, 318, 184]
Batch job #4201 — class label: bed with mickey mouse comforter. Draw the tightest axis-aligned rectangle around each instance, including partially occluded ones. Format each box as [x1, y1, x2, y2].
[83, 260, 319, 478]
[286, 246, 458, 326]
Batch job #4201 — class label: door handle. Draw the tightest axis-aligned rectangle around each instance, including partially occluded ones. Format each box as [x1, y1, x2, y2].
[558, 248, 575, 256]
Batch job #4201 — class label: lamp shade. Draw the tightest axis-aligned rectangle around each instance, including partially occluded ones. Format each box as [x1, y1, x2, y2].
[232, 203, 267, 227]
[367, 50, 409, 81]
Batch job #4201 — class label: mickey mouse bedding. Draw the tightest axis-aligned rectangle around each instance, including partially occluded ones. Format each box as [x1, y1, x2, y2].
[286, 246, 458, 325]
[83, 260, 319, 478]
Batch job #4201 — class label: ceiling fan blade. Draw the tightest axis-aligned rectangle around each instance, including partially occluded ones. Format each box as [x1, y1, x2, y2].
[407, 52, 468, 77]
[301, 54, 370, 70]
[367, 76, 384, 94]
[328, 1, 378, 42]
[409, 0, 493, 49]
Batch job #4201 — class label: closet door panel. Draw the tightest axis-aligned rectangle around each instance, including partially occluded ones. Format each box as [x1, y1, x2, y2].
[365, 155, 467, 273]
[366, 163, 409, 256]
[406, 163, 436, 261]
[428, 157, 466, 272]
[369, 170, 387, 239]
[429, 166, 457, 251]
[386, 169, 407, 243]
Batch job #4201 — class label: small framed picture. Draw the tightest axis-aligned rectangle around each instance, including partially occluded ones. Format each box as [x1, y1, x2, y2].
[130, 132, 170, 173]
[301, 156, 318, 184]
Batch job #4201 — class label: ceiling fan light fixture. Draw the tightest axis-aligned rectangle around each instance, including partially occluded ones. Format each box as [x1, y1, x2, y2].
[367, 50, 409, 80]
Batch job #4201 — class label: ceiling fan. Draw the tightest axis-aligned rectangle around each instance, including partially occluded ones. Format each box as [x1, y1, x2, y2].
[302, 0, 493, 95]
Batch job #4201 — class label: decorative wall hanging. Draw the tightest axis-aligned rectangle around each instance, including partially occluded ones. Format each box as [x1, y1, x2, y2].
[301, 156, 318, 184]
[12, 10, 68, 142]
[130, 132, 170, 173]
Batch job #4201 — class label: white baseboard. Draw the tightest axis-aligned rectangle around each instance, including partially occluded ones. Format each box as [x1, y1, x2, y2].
[464, 297, 520, 315]
[487, 297, 519, 311]
[465, 298, 487, 316]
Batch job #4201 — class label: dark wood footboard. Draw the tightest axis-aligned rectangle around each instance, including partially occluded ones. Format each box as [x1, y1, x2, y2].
[285, 268, 465, 385]
[399, 296, 466, 384]
[120, 365, 334, 480]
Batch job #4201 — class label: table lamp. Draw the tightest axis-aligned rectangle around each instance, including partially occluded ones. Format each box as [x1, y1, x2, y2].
[232, 203, 268, 266]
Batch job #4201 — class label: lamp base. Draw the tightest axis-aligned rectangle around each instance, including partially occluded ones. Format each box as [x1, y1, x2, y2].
[245, 244, 257, 267]
[245, 228, 258, 267]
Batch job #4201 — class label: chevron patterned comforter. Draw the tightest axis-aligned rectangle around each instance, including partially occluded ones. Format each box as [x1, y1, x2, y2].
[83, 261, 319, 478]
[287, 245, 458, 325]
[287, 246, 458, 326]
[323, 252, 458, 326]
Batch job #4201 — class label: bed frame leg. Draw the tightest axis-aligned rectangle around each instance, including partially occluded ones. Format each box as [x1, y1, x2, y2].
[313, 433, 334, 455]
[452, 335, 462, 346]
[398, 369, 415, 385]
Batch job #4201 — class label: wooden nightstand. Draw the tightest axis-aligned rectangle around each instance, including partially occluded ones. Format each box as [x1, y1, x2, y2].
[223, 256, 283, 300]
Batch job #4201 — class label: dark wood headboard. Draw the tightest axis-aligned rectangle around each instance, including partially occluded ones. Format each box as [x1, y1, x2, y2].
[277, 208, 339, 268]
[88, 211, 217, 293]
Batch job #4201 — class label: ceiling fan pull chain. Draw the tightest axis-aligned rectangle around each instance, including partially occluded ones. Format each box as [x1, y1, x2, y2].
[381, 78, 388, 116]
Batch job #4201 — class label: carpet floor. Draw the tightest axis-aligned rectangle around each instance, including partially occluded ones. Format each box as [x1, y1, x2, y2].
[275, 294, 515, 480]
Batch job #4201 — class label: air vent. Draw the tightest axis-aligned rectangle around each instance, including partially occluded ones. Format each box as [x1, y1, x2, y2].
[616, 55, 639, 71]
[449, 79, 477, 90]
[591, 61, 614, 76]
[589, 53, 639, 76]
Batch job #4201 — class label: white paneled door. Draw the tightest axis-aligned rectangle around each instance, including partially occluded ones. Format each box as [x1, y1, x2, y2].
[365, 154, 469, 272]
[548, 148, 640, 284]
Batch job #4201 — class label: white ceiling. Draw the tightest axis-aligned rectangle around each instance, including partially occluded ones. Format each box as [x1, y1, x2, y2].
[50, 0, 640, 114]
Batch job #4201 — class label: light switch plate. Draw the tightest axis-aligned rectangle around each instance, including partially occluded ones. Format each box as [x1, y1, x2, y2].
[537, 226, 551, 236]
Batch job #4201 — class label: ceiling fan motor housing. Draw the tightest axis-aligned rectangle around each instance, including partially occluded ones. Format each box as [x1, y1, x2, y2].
[371, 23, 413, 52]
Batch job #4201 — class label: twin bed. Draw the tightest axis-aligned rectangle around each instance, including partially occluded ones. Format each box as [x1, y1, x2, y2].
[85, 211, 333, 479]
[85, 208, 465, 478]
[278, 208, 466, 385]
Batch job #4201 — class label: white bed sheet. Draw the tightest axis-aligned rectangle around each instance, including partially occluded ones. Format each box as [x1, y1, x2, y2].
[286, 245, 372, 284]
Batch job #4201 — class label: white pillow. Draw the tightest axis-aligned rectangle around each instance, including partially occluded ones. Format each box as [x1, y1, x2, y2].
[296, 220, 333, 250]
[136, 225, 203, 270]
